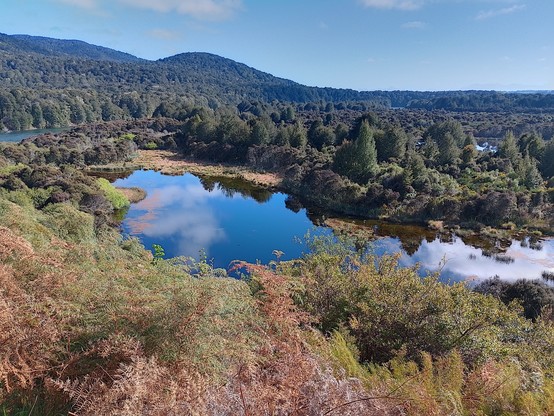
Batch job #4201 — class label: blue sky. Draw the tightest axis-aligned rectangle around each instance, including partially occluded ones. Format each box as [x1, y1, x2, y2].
[1, 0, 553, 91]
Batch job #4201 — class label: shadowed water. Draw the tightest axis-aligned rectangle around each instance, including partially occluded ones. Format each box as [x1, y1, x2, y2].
[0, 128, 69, 142]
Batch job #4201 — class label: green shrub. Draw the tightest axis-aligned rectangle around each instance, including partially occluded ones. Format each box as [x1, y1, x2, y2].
[119, 133, 136, 141]
[41, 203, 96, 243]
[96, 177, 130, 210]
[289, 236, 530, 365]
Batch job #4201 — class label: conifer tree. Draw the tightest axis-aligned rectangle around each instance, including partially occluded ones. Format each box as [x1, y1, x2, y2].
[498, 131, 520, 164]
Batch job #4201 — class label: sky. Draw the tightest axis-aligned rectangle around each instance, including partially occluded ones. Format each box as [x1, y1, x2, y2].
[1, 0, 553, 91]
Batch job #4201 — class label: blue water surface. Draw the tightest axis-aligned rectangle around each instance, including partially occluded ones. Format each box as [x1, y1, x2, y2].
[115, 170, 326, 269]
[115, 170, 554, 283]
[0, 128, 69, 142]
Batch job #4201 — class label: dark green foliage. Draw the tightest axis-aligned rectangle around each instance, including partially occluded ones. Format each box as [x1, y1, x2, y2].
[475, 277, 554, 320]
[1, 33, 554, 135]
[334, 122, 349, 143]
[288, 121, 308, 149]
[375, 126, 408, 162]
[519, 153, 544, 189]
[540, 140, 554, 179]
[518, 132, 545, 160]
[249, 119, 270, 145]
[307, 120, 335, 150]
[333, 120, 378, 184]
[424, 120, 465, 166]
[498, 131, 520, 166]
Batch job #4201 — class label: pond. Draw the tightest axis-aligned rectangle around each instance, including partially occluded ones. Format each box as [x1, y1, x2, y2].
[114, 170, 554, 284]
[0, 127, 69, 142]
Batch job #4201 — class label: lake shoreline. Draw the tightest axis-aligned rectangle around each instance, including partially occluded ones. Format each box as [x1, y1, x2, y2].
[99, 150, 552, 247]
[114, 169, 554, 283]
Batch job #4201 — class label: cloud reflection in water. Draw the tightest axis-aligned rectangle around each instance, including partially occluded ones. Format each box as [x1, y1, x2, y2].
[116, 170, 554, 282]
[126, 184, 227, 258]
[393, 237, 554, 283]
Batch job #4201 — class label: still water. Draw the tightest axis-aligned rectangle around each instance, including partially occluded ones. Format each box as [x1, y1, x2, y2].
[115, 170, 554, 284]
[0, 128, 68, 142]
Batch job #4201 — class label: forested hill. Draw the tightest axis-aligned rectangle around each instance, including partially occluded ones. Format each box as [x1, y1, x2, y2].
[1, 33, 554, 131]
[0, 33, 142, 62]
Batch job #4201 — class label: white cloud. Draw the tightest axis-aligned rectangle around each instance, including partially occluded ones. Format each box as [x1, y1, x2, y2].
[118, 0, 242, 20]
[402, 20, 426, 29]
[53, 0, 242, 20]
[359, 0, 425, 10]
[475, 4, 526, 20]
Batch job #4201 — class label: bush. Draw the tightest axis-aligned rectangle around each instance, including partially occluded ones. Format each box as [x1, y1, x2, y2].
[144, 141, 158, 150]
[475, 277, 554, 320]
[40, 203, 96, 243]
[286, 236, 530, 365]
[96, 177, 130, 210]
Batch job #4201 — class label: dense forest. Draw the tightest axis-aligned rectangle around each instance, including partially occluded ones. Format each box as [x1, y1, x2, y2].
[8, 100, 551, 233]
[1, 33, 554, 133]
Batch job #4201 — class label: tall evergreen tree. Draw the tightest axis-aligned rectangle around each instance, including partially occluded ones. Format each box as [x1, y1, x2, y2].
[539, 140, 554, 179]
[518, 132, 545, 161]
[437, 132, 460, 165]
[519, 153, 544, 189]
[498, 131, 520, 164]
[333, 120, 378, 184]
[375, 126, 408, 162]
[289, 121, 307, 149]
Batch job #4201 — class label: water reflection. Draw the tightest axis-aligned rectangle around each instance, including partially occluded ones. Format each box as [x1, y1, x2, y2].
[115, 170, 554, 283]
[115, 170, 318, 267]
[376, 236, 554, 284]
[0, 127, 69, 143]
[198, 176, 273, 203]
[127, 184, 227, 257]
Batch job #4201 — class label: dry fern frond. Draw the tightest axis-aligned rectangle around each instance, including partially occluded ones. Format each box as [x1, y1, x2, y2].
[0, 226, 35, 261]
[0, 264, 61, 395]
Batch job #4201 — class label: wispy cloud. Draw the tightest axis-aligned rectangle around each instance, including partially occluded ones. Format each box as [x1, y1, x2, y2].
[475, 4, 526, 20]
[53, 0, 243, 20]
[119, 0, 242, 20]
[55, 0, 96, 9]
[146, 29, 182, 40]
[402, 20, 426, 29]
[359, 0, 424, 11]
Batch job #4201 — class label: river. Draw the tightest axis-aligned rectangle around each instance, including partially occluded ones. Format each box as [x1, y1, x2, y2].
[114, 170, 554, 284]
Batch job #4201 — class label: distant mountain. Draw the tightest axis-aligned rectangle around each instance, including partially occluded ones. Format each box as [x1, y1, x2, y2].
[0, 33, 142, 62]
[0, 33, 553, 131]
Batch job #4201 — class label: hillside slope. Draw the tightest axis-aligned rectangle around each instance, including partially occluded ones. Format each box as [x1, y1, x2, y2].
[1, 33, 554, 132]
[1, 33, 142, 62]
